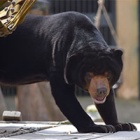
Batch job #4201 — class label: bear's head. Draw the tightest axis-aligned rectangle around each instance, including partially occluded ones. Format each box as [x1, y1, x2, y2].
[64, 46, 123, 104]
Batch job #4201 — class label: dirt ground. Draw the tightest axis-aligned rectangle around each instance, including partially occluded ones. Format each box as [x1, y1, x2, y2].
[78, 96, 140, 123]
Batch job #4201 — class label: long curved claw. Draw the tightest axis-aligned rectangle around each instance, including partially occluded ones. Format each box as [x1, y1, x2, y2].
[114, 123, 137, 132]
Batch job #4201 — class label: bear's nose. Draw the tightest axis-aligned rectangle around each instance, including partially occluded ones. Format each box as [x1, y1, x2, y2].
[96, 87, 107, 95]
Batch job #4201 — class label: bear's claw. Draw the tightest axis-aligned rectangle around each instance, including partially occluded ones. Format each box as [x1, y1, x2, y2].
[114, 123, 137, 131]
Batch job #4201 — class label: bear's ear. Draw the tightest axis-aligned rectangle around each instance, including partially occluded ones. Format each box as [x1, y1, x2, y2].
[113, 49, 123, 70]
[114, 49, 123, 58]
[64, 53, 83, 84]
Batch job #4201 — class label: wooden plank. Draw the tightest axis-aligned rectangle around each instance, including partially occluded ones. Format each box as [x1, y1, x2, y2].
[0, 122, 57, 129]
[7, 133, 111, 140]
[2, 111, 22, 121]
[36, 124, 110, 138]
[1, 125, 111, 140]
[0, 122, 57, 138]
[94, 131, 140, 140]
[0, 122, 140, 139]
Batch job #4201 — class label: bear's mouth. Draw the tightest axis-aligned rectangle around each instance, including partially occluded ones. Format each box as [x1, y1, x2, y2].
[92, 96, 106, 104]
[85, 72, 110, 104]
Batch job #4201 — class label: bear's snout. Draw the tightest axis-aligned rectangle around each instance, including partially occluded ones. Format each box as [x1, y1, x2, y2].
[96, 87, 107, 96]
[85, 72, 110, 104]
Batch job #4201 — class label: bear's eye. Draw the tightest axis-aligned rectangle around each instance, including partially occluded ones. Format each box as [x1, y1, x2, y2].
[105, 72, 113, 81]
[85, 72, 94, 81]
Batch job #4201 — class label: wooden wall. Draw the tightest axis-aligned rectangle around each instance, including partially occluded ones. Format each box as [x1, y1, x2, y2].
[116, 0, 139, 99]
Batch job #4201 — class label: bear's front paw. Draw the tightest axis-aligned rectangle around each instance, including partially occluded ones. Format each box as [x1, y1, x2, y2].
[78, 124, 116, 133]
[114, 123, 137, 131]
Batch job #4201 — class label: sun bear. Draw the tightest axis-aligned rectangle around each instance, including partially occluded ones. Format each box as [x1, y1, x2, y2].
[0, 12, 136, 133]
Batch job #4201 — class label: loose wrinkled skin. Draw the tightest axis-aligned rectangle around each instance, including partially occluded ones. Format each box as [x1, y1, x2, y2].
[0, 12, 137, 133]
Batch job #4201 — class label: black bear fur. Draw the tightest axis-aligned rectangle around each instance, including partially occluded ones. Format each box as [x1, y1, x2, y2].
[0, 12, 136, 133]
